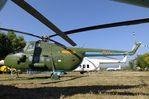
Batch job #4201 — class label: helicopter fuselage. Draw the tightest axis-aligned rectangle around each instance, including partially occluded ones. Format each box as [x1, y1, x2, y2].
[4, 41, 84, 72]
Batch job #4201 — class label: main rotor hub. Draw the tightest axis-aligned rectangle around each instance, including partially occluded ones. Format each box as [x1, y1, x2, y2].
[41, 36, 50, 42]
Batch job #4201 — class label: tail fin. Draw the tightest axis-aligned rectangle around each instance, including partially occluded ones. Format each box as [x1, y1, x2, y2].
[128, 42, 141, 55]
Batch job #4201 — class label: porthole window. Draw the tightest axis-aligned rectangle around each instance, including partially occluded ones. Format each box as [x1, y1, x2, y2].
[87, 64, 89, 68]
[83, 64, 85, 68]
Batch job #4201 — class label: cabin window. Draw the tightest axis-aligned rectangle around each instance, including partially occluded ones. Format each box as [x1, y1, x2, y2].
[83, 64, 85, 68]
[87, 64, 89, 68]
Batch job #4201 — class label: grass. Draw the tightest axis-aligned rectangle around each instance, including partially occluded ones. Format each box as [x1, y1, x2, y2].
[0, 71, 149, 99]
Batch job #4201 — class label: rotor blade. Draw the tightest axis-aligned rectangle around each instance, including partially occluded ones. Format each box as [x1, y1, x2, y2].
[49, 39, 67, 49]
[113, 0, 149, 8]
[63, 18, 149, 35]
[0, 0, 7, 11]
[49, 18, 149, 37]
[0, 27, 42, 39]
[11, 0, 76, 46]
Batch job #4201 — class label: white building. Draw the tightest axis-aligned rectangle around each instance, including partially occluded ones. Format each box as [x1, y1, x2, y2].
[74, 56, 127, 74]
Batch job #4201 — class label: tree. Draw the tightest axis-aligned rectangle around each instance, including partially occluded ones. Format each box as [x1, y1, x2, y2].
[143, 53, 149, 70]
[128, 60, 135, 70]
[0, 33, 11, 59]
[128, 53, 149, 71]
[7, 31, 26, 51]
[135, 55, 147, 71]
[0, 31, 26, 59]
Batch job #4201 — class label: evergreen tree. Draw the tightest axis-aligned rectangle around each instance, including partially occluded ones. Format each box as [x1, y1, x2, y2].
[0, 31, 26, 59]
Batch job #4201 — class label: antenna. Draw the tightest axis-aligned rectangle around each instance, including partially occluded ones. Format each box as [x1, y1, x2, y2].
[80, 43, 86, 48]
[132, 32, 137, 44]
[132, 33, 149, 48]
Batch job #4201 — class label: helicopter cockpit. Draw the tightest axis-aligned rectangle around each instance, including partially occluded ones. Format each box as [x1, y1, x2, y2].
[23, 41, 36, 54]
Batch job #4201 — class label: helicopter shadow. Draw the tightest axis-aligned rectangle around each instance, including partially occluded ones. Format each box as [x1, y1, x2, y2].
[0, 82, 148, 99]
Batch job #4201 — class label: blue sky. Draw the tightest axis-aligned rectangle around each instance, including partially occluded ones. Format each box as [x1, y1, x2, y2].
[0, 0, 149, 59]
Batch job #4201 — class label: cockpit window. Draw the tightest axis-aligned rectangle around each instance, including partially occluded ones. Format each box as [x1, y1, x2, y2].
[24, 42, 36, 52]
[28, 43, 35, 49]
[23, 42, 36, 53]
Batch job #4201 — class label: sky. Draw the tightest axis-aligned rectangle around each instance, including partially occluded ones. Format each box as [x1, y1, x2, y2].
[0, 0, 149, 60]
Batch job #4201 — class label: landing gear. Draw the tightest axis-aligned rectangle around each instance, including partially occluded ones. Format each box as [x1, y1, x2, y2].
[80, 71, 86, 74]
[16, 71, 19, 78]
[51, 72, 60, 80]
[10, 69, 14, 77]
[50, 57, 60, 80]
[10, 68, 19, 78]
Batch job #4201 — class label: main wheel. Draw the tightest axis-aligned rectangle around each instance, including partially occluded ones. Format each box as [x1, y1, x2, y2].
[80, 71, 85, 74]
[51, 73, 60, 80]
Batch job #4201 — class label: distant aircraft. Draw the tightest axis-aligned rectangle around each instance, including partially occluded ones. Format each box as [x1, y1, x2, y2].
[106, 65, 122, 71]
[74, 56, 127, 74]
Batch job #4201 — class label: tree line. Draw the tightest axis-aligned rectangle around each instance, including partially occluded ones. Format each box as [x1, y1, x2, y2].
[0, 31, 26, 60]
[128, 53, 149, 71]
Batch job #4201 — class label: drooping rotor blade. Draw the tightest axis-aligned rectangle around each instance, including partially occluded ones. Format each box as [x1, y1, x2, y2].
[113, 0, 149, 8]
[0, 27, 42, 39]
[0, 0, 7, 11]
[49, 38, 82, 60]
[49, 18, 149, 37]
[49, 39, 67, 49]
[11, 0, 76, 46]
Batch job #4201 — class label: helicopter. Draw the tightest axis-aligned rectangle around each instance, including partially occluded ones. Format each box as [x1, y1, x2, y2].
[0, 0, 148, 79]
[1, 29, 141, 79]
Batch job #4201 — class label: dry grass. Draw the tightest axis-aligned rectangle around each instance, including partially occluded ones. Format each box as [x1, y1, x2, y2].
[0, 71, 149, 99]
